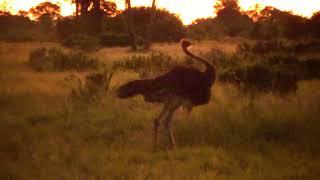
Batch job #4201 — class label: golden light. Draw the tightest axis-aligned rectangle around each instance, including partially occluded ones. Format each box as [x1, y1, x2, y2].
[4, 0, 74, 16]
[2, 0, 320, 24]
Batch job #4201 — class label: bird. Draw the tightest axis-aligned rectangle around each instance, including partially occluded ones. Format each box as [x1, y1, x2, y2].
[116, 40, 217, 150]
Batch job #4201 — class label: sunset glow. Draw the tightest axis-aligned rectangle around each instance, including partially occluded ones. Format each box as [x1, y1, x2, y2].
[2, 0, 320, 24]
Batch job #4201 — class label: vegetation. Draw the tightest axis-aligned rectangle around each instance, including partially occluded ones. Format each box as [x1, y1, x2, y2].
[99, 33, 130, 47]
[1, 0, 320, 45]
[1, 0, 320, 179]
[0, 40, 320, 179]
[114, 52, 178, 78]
[63, 70, 114, 102]
[202, 41, 320, 95]
[188, 0, 320, 40]
[62, 34, 100, 51]
[28, 47, 99, 71]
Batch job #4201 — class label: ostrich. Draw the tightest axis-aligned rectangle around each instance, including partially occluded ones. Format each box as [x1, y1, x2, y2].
[116, 40, 216, 150]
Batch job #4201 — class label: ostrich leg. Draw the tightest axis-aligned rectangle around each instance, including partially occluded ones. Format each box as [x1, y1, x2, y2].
[164, 99, 182, 149]
[153, 104, 170, 151]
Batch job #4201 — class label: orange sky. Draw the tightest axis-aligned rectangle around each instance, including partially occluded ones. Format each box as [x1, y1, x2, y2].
[2, 0, 320, 24]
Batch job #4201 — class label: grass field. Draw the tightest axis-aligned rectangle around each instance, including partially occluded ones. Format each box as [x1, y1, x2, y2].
[1, 40, 320, 179]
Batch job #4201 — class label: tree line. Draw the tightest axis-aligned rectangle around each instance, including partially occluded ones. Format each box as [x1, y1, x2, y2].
[0, 0, 319, 47]
[189, 0, 320, 40]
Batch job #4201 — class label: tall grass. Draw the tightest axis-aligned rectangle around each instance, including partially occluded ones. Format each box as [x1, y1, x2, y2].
[1, 40, 320, 179]
[28, 47, 99, 72]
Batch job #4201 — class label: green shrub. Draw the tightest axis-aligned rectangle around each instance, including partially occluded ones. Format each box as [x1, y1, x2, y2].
[29, 47, 99, 71]
[99, 33, 130, 47]
[62, 34, 100, 51]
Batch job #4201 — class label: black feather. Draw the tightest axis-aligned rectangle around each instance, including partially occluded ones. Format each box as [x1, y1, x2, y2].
[116, 79, 152, 98]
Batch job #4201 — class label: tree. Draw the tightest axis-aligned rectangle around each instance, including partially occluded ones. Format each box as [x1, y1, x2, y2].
[28, 2, 61, 33]
[0, 0, 11, 15]
[74, 0, 117, 17]
[125, 0, 137, 50]
[214, 0, 240, 13]
[0, 10, 10, 16]
[253, 6, 307, 39]
[0, 14, 34, 42]
[100, 0, 117, 17]
[245, 4, 262, 22]
[214, 0, 253, 37]
[114, 7, 185, 42]
[187, 18, 224, 40]
[310, 11, 320, 38]
[72, 0, 117, 34]
[29, 2, 61, 20]
[0, 0, 10, 13]
[144, 0, 157, 49]
[18, 10, 29, 17]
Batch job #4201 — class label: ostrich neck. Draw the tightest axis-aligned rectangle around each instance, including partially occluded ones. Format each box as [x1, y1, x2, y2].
[183, 47, 216, 85]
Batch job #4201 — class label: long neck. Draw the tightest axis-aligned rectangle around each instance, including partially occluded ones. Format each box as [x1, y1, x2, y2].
[182, 46, 216, 85]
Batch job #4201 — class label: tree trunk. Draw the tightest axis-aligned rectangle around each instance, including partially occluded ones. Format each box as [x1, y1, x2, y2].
[125, 0, 137, 51]
[76, 1, 79, 16]
[145, 0, 157, 49]
[92, 0, 102, 33]
[93, 0, 101, 12]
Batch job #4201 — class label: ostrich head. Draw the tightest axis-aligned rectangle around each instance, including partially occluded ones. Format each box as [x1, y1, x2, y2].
[181, 39, 192, 49]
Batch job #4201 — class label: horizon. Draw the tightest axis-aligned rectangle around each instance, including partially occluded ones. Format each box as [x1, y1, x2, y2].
[2, 0, 320, 24]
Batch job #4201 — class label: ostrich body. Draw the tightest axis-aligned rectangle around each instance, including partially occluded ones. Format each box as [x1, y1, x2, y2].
[116, 40, 216, 150]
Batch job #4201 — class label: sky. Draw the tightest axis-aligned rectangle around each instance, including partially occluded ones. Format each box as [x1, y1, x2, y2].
[1, 0, 320, 24]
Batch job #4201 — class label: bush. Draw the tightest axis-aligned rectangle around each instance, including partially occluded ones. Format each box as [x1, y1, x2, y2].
[237, 40, 320, 55]
[300, 59, 320, 80]
[62, 34, 100, 51]
[113, 52, 177, 78]
[99, 33, 130, 47]
[0, 31, 36, 42]
[205, 48, 243, 69]
[63, 70, 114, 102]
[29, 47, 99, 71]
[0, 14, 36, 42]
[219, 59, 300, 96]
[112, 7, 185, 42]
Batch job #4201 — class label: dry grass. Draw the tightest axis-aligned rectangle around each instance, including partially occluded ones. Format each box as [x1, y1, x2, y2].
[0, 40, 320, 180]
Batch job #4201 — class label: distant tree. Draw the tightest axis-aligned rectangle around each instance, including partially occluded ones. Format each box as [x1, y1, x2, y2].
[245, 4, 261, 21]
[125, 0, 137, 50]
[74, 0, 90, 16]
[28, 2, 61, 34]
[71, 0, 117, 34]
[100, 0, 118, 17]
[214, 0, 240, 13]
[0, 14, 34, 42]
[253, 6, 307, 39]
[73, 0, 117, 17]
[310, 11, 320, 38]
[0, 0, 10, 14]
[29, 2, 61, 20]
[187, 18, 225, 40]
[56, 0, 117, 37]
[0, 10, 10, 16]
[56, 17, 80, 37]
[18, 10, 29, 17]
[145, 0, 157, 48]
[116, 7, 185, 42]
[214, 0, 253, 37]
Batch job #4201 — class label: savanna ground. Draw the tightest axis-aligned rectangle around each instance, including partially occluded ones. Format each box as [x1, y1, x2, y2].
[1, 39, 320, 179]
